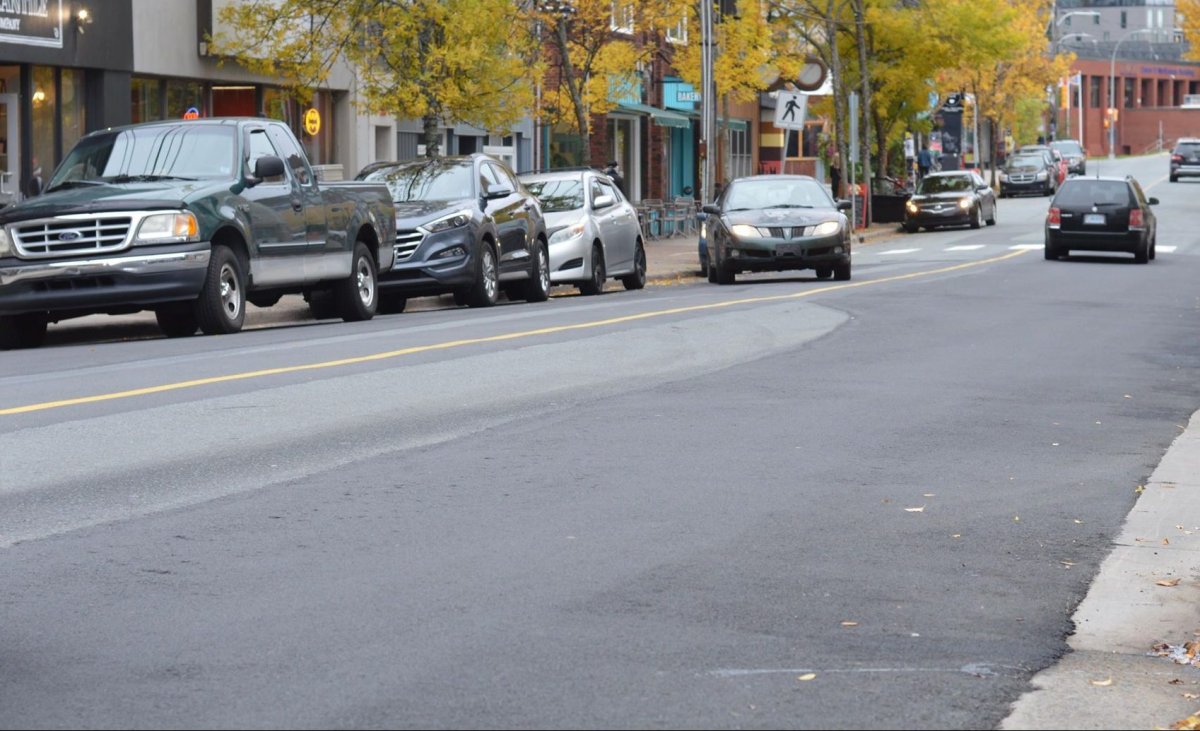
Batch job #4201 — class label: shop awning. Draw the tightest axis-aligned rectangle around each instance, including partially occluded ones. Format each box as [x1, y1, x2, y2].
[615, 103, 692, 129]
[678, 109, 749, 133]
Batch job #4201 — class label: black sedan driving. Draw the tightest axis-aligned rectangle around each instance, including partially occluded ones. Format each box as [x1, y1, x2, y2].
[903, 171, 997, 233]
[702, 175, 852, 284]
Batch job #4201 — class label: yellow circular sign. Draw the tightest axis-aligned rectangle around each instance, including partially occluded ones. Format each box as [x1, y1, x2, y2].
[303, 108, 321, 136]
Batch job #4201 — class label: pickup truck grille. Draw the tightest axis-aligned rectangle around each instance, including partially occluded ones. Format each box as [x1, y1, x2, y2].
[11, 215, 134, 258]
[394, 229, 424, 262]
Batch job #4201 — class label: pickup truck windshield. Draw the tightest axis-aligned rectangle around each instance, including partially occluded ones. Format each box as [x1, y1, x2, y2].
[361, 160, 476, 202]
[47, 125, 237, 191]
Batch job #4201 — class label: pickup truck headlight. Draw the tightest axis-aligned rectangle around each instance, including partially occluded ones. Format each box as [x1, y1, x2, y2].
[810, 221, 841, 236]
[422, 209, 473, 234]
[136, 212, 199, 244]
[549, 221, 585, 244]
[730, 224, 761, 239]
[0, 227, 12, 257]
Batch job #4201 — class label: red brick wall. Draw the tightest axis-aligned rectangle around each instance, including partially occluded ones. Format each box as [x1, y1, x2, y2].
[1114, 108, 1200, 155]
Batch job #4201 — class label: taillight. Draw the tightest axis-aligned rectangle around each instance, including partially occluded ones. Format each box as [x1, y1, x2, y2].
[1129, 208, 1144, 228]
[1047, 207, 1061, 226]
[1172, 154, 1184, 163]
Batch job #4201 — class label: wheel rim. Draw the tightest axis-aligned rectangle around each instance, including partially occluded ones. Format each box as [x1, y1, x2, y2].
[355, 255, 375, 306]
[219, 262, 242, 320]
[482, 249, 497, 300]
[538, 247, 550, 292]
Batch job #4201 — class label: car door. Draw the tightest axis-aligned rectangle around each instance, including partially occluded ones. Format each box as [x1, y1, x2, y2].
[266, 124, 334, 281]
[482, 162, 530, 276]
[592, 176, 636, 272]
[241, 126, 308, 286]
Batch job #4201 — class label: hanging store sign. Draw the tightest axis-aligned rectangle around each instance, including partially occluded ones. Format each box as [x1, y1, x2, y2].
[0, 0, 63, 49]
[303, 108, 321, 136]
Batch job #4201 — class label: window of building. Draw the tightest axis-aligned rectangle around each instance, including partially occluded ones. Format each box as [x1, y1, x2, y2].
[1090, 76, 1102, 108]
[666, 14, 687, 43]
[729, 125, 751, 180]
[1121, 10, 1127, 28]
[29, 66, 55, 197]
[1124, 78, 1135, 107]
[131, 76, 162, 124]
[610, 0, 634, 32]
[166, 80, 207, 119]
[60, 68, 85, 157]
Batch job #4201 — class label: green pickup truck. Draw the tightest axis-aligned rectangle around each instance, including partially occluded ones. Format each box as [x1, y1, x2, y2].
[0, 118, 396, 349]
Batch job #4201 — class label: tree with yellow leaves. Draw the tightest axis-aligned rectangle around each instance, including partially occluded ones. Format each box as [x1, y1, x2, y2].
[211, 0, 540, 157]
[1179, 0, 1200, 62]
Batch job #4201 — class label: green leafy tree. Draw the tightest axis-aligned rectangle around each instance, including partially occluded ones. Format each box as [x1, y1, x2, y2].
[212, 0, 540, 157]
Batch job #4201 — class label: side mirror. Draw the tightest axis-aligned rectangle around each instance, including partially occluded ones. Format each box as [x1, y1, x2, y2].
[593, 194, 614, 209]
[485, 182, 514, 199]
[836, 199, 852, 211]
[702, 204, 722, 215]
[1148, 197, 1159, 205]
[246, 155, 285, 186]
[696, 211, 707, 221]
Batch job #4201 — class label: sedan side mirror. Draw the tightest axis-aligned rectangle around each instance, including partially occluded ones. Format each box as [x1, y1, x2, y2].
[593, 194, 614, 209]
[1148, 197, 1159, 205]
[246, 155, 285, 187]
[702, 204, 722, 215]
[836, 199, 852, 211]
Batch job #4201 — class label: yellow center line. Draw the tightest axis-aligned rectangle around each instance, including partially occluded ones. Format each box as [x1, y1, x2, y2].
[1, 249, 1030, 416]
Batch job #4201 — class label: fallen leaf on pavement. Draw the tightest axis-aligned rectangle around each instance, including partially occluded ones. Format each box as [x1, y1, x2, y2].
[1172, 712, 1200, 730]
[1136, 485, 1146, 494]
[1158, 578, 1183, 587]
[1170, 678, 1184, 685]
[1089, 677, 1113, 686]
[1165, 538, 1171, 546]
[797, 673, 816, 681]
[1183, 692, 1199, 700]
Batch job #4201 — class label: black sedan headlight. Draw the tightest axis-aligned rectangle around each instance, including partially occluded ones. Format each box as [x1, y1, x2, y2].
[729, 224, 762, 239]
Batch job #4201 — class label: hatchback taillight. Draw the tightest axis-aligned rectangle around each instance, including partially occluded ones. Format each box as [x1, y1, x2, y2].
[1172, 154, 1184, 163]
[1047, 207, 1061, 227]
[1129, 208, 1144, 228]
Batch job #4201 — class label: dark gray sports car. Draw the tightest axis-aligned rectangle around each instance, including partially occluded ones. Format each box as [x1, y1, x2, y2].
[701, 175, 852, 284]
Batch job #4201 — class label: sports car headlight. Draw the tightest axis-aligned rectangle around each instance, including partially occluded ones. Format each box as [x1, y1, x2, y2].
[0, 227, 12, 257]
[549, 221, 585, 244]
[1035, 171, 1049, 181]
[136, 212, 199, 244]
[810, 221, 841, 236]
[422, 209, 473, 234]
[958, 198, 972, 210]
[730, 224, 762, 238]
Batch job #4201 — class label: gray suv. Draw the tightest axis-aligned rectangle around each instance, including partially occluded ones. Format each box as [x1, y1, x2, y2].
[1169, 138, 1200, 182]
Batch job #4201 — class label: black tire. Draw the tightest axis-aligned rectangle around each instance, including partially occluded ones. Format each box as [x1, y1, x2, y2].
[622, 242, 647, 290]
[706, 260, 718, 284]
[986, 204, 996, 226]
[999, 189, 1007, 199]
[453, 290, 471, 307]
[378, 292, 407, 314]
[714, 258, 735, 285]
[334, 241, 378, 322]
[466, 242, 499, 307]
[0, 312, 48, 350]
[1169, 174, 1178, 183]
[579, 244, 606, 295]
[969, 205, 983, 229]
[1149, 234, 1157, 261]
[195, 244, 246, 335]
[814, 266, 832, 279]
[833, 260, 851, 281]
[1134, 236, 1149, 264]
[903, 221, 919, 234]
[522, 241, 551, 302]
[155, 304, 198, 338]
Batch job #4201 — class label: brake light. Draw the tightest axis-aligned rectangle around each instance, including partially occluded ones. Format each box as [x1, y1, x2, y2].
[1129, 208, 1144, 228]
[1172, 154, 1184, 163]
[1047, 207, 1061, 227]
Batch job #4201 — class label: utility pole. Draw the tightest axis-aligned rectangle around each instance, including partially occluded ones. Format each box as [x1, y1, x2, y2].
[700, 0, 716, 203]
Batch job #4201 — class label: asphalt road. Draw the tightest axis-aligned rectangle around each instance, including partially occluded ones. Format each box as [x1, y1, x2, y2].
[2, 154, 1197, 729]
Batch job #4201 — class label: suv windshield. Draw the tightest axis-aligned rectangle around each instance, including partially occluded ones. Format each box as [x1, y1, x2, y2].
[523, 178, 584, 212]
[724, 179, 834, 210]
[917, 175, 973, 194]
[1054, 180, 1132, 207]
[361, 159, 475, 202]
[1051, 141, 1084, 157]
[46, 125, 236, 191]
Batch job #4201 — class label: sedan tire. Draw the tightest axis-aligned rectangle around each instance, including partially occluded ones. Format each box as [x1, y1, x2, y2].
[833, 260, 851, 281]
[579, 244, 606, 296]
[621, 242, 647, 290]
[970, 205, 983, 229]
[522, 241, 551, 302]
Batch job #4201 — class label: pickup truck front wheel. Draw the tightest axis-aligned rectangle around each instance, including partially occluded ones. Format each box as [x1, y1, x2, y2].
[334, 241, 378, 321]
[195, 244, 246, 335]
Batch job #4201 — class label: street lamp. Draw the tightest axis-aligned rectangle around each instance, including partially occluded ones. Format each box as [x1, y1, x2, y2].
[1109, 27, 1176, 159]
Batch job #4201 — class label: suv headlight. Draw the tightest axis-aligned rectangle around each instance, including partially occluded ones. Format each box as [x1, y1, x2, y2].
[136, 212, 199, 244]
[549, 221, 585, 244]
[421, 209, 473, 234]
[999, 172, 1009, 182]
[810, 221, 841, 236]
[730, 224, 761, 238]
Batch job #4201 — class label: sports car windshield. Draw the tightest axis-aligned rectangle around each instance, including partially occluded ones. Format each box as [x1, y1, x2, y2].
[523, 178, 584, 212]
[724, 179, 834, 211]
[361, 160, 476, 202]
[46, 125, 236, 191]
[917, 176, 972, 194]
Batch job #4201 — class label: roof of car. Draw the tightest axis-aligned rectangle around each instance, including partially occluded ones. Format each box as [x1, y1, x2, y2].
[1060, 175, 1133, 184]
[731, 174, 819, 183]
[517, 167, 602, 179]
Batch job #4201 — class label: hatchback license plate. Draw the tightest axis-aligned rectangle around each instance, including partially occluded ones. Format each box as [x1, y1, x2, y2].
[1083, 213, 1106, 225]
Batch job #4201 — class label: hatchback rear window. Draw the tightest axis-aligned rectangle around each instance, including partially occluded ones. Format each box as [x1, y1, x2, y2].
[1054, 181, 1132, 207]
[1051, 141, 1083, 156]
[1174, 143, 1200, 155]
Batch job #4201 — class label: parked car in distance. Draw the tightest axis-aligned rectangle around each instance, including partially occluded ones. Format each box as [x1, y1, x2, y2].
[356, 154, 550, 312]
[1021, 145, 1068, 185]
[903, 170, 996, 233]
[0, 118, 396, 349]
[1050, 139, 1087, 175]
[1045, 175, 1158, 263]
[1169, 137, 1200, 182]
[1000, 151, 1059, 197]
[702, 174, 852, 284]
[517, 167, 646, 294]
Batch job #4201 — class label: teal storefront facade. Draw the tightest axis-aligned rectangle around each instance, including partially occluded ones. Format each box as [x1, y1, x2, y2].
[662, 78, 696, 198]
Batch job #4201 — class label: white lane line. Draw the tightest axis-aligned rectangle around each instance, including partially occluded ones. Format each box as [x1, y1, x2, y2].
[945, 245, 985, 251]
[879, 248, 920, 255]
[1157, 245, 1177, 253]
[1009, 244, 1043, 250]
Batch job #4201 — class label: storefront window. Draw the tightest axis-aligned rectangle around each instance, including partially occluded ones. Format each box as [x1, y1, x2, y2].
[60, 68, 85, 156]
[131, 77, 162, 124]
[166, 80, 207, 119]
[299, 90, 333, 165]
[30, 66, 55, 196]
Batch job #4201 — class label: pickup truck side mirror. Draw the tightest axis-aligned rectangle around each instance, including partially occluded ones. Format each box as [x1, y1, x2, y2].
[246, 155, 285, 187]
[701, 204, 722, 215]
[593, 194, 614, 209]
[836, 199, 852, 211]
[484, 182, 514, 199]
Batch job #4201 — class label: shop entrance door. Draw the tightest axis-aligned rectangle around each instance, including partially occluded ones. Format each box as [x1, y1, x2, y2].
[0, 93, 18, 206]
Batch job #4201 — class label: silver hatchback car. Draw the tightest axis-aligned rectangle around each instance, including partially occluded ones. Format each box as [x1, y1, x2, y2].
[518, 167, 647, 294]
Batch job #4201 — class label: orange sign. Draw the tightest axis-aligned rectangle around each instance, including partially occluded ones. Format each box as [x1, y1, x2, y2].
[303, 108, 321, 136]
[183, 107, 200, 120]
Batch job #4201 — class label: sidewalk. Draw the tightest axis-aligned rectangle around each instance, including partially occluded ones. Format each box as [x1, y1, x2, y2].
[644, 223, 903, 282]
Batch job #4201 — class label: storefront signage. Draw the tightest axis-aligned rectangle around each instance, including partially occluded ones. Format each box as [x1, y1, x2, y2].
[303, 108, 321, 136]
[0, 0, 63, 49]
[183, 107, 200, 120]
[677, 90, 701, 102]
[1139, 66, 1197, 79]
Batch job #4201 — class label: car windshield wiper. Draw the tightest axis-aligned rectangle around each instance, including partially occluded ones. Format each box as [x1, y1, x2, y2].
[765, 203, 815, 209]
[104, 174, 198, 183]
[44, 180, 106, 193]
[723, 207, 755, 212]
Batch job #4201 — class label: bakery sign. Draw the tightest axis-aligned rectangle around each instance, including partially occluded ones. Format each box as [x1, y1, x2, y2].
[0, 0, 63, 49]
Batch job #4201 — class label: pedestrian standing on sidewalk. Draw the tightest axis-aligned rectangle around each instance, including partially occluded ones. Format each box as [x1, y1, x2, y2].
[604, 161, 626, 198]
[917, 144, 932, 181]
[829, 152, 842, 200]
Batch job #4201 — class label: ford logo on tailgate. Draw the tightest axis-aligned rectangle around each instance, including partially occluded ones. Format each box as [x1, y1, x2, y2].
[58, 230, 82, 241]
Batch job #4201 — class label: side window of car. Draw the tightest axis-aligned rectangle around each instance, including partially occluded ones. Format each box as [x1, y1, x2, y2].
[487, 163, 517, 192]
[480, 163, 502, 196]
[266, 125, 314, 187]
[246, 129, 286, 185]
[590, 178, 606, 205]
